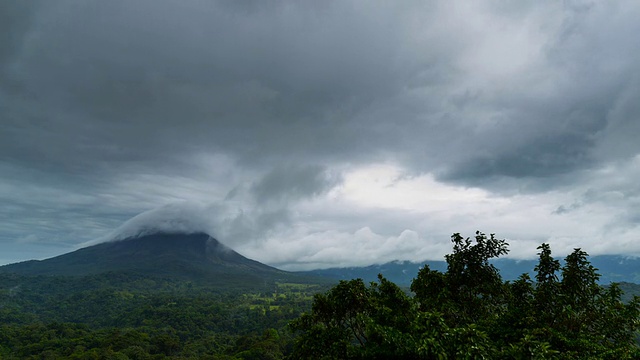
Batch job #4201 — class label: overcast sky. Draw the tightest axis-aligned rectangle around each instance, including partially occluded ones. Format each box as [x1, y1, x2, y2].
[2, 1, 640, 270]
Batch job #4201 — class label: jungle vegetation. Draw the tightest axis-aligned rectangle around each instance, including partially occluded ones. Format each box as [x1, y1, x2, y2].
[289, 232, 640, 359]
[1, 232, 639, 359]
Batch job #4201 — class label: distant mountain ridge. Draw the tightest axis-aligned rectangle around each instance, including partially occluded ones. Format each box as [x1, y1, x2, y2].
[304, 256, 640, 286]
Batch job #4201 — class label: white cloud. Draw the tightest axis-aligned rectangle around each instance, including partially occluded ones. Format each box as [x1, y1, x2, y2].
[96, 202, 216, 242]
[63, 154, 640, 270]
[239, 226, 450, 271]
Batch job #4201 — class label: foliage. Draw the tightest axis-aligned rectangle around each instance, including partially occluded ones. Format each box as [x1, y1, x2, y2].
[0, 276, 328, 359]
[2, 231, 640, 359]
[290, 232, 640, 359]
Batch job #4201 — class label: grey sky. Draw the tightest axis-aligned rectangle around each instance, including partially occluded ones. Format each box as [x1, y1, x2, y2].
[2, 1, 640, 270]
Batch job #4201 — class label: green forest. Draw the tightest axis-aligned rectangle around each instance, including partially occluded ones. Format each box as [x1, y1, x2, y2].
[1, 232, 640, 359]
[290, 233, 640, 359]
[0, 275, 325, 359]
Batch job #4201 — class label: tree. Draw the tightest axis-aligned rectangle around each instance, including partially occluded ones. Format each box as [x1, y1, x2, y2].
[532, 243, 561, 330]
[290, 232, 640, 359]
[289, 276, 427, 359]
[288, 279, 371, 359]
[550, 248, 640, 358]
[412, 232, 509, 326]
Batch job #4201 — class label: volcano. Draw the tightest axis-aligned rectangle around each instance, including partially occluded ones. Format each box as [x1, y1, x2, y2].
[0, 232, 300, 285]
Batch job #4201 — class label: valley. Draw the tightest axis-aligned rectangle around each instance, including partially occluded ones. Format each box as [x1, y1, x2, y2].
[0, 272, 329, 359]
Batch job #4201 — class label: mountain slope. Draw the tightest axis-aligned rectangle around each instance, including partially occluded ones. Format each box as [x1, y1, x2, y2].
[0, 233, 296, 285]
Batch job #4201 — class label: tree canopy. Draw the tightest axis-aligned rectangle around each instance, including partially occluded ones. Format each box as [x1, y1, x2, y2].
[289, 232, 640, 359]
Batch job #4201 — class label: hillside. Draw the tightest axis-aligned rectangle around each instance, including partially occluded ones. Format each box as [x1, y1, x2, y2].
[0, 232, 325, 288]
[0, 232, 332, 358]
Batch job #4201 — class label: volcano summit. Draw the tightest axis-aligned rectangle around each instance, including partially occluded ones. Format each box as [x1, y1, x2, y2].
[0, 232, 318, 287]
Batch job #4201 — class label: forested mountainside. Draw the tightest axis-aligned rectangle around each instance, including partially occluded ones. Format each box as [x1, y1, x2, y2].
[0, 232, 331, 358]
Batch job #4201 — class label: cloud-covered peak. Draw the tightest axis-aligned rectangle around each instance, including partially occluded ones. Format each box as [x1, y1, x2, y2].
[103, 202, 215, 242]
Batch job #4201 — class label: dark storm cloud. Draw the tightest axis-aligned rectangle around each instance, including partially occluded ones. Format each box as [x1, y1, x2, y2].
[3, 1, 640, 266]
[441, 132, 596, 183]
[3, 0, 640, 185]
[250, 165, 341, 204]
[1, 0, 420, 177]
[430, 1, 640, 187]
[0, 1, 42, 71]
